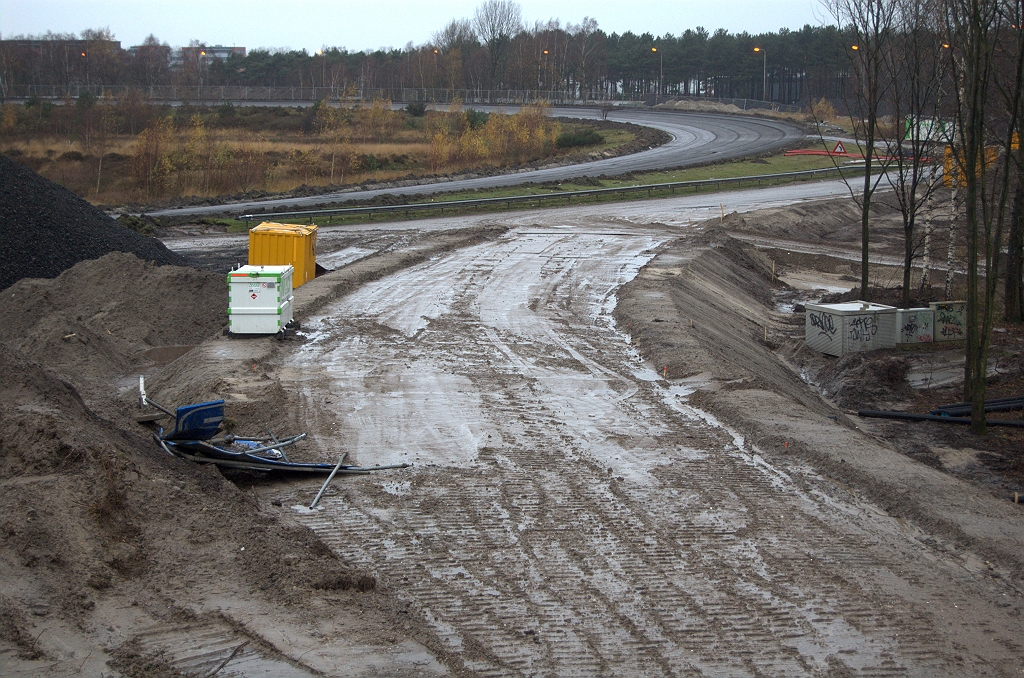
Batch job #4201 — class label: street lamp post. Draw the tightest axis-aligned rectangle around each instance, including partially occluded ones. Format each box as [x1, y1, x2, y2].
[652, 47, 663, 102]
[753, 47, 766, 101]
[542, 49, 549, 93]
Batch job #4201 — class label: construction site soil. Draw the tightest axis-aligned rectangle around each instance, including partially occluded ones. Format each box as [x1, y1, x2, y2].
[2, 166, 1023, 675]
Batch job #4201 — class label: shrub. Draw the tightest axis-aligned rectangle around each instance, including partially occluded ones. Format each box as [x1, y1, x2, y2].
[808, 97, 836, 122]
[217, 102, 236, 123]
[117, 214, 153, 234]
[555, 128, 604, 149]
[465, 108, 489, 130]
[405, 101, 427, 117]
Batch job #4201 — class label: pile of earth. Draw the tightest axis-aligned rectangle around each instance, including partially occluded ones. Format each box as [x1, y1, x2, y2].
[718, 199, 902, 243]
[0, 155, 185, 291]
[655, 99, 745, 114]
[813, 350, 915, 409]
[0, 252, 227, 399]
[615, 227, 834, 418]
[0, 251, 379, 671]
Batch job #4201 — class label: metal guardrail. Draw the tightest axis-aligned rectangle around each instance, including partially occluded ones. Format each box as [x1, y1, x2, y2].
[2, 84, 799, 111]
[237, 165, 864, 223]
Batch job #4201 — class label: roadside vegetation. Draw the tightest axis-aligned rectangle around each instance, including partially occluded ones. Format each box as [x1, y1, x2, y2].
[0, 98, 624, 204]
[142, 150, 844, 235]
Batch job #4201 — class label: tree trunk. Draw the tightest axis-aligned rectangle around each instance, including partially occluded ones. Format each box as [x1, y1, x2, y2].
[945, 188, 958, 300]
[919, 196, 932, 292]
[964, 181, 981, 426]
[94, 154, 103, 198]
[861, 126, 875, 301]
[1006, 180, 1024, 322]
[901, 210, 915, 308]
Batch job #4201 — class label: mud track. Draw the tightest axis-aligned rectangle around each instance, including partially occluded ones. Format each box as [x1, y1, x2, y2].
[229, 194, 1022, 675]
[6, 180, 1022, 676]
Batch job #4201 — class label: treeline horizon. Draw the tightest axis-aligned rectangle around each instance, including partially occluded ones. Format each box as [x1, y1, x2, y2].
[1, 6, 855, 105]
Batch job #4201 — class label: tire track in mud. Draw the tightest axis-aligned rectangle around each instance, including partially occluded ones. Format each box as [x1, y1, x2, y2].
[269, 225, 984, 675]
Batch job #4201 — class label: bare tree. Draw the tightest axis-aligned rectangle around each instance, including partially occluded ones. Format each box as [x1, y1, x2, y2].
[941, 0, 1024, 433]
[878, 0, 947, 308]
[132, 34, 170, 89]
[434, 18, 476, 53]
[822, 0, 898, 301]
[93, 103, 114, 198]
[1002, 1, 1024, 322]
[433, 19, 476, 91]
[569, 17, 601, 99]
[473, 0, 522, 87]
[1008, 160, 1024, 321]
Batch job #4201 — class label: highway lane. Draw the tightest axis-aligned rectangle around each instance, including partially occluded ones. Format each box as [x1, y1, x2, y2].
[147, 108, 804, 218]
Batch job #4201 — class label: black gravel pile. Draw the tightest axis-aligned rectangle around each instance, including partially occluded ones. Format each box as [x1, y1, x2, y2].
[0, 155, 186, 291]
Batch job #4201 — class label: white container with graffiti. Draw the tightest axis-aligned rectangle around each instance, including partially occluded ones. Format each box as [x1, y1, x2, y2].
[805, 301, 897, 357]
[895, 308, 935, 344]
[929, 301, 966, 342]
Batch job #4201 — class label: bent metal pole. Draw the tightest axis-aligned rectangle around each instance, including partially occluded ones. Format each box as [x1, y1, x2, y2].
[310, 454, 348, 508]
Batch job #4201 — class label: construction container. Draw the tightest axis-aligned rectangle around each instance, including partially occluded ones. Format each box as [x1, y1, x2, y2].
[227, 265, 294, 334]
[805, 301, 897, 356]
[248, 222, 317, 288]
[930, 301, 966, 342]
[896, 308, 935, 344]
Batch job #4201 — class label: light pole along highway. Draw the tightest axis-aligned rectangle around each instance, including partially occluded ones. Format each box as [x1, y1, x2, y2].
[754, 46, 767, 101]
[652, 47, 663, 103]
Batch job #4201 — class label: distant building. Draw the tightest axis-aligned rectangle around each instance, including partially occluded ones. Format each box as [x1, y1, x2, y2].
[172, 45, 246, 68]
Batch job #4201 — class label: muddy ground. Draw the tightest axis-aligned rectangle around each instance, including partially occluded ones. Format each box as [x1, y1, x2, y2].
[2, 188, 1023, 676]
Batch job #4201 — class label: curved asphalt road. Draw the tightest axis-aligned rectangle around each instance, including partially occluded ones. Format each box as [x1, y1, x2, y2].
[148, 107, 805, 218]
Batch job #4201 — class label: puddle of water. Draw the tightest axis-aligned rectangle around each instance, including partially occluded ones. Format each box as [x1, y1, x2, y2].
[142, 345, 195, 364]
[906, 358, 998, 390]
[317, 247, 376, 269]
[776, 302, 796, 313]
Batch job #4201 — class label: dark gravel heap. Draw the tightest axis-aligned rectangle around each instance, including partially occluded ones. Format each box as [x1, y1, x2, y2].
[0, 155, 186, 291]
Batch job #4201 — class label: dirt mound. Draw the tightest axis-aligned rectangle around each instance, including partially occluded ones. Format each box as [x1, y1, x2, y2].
[615, 228, 833, 417]
[815, 350, 914, 409]
[0, 249, 379, 672]
[0, 252, 226, 396]
[0, 155, 186, 291]
[720, 198, 898, 243]
[656, 99, 744, 114]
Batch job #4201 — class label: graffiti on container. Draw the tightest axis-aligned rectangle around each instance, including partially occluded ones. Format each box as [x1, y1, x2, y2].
[933, 303, 965, 340]
[809, 312, 837, 341]
[901, 313, 932, 342]
[848, 315, 877, 343]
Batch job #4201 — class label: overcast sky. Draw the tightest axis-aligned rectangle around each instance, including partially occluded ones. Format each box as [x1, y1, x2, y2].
[1, 0, 826, 52]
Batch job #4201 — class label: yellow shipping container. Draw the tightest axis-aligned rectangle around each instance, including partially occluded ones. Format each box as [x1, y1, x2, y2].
[248, 222, 317, 288]
[943, 146, 1000, 188]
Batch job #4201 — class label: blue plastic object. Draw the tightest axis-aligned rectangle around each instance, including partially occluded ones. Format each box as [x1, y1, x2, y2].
[164, 400, 225, 441]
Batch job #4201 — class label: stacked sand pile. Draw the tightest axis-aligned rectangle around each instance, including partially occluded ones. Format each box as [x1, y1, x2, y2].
[0, 155, 185, 290]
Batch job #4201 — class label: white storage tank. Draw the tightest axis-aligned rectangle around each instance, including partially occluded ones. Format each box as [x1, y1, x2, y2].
[896, 308, 934, 344]
[805, 301, 897, 356]
[227, 265, 294, 335]
[929, 301, 966, 342]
